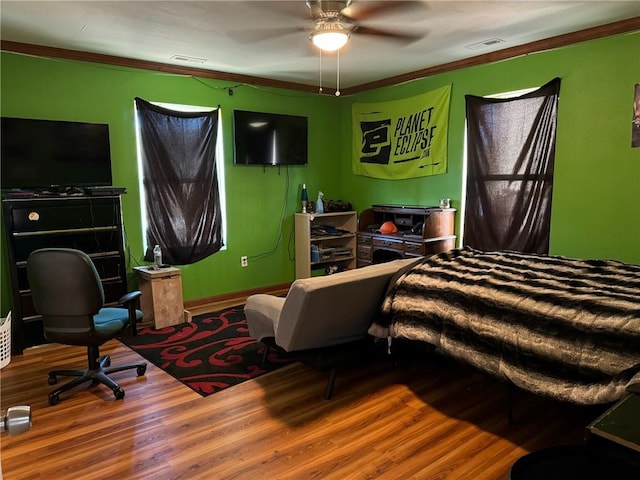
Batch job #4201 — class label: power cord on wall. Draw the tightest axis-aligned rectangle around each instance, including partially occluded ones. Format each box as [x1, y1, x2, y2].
[249, 165, 292, 262]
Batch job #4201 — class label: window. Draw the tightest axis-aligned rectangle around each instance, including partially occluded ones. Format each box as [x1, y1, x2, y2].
[134, 98, 225, 265]
[462, 78, 561, 253]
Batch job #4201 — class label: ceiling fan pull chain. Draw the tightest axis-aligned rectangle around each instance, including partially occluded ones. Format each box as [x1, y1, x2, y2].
[319, 49, 323, 93]
[335, 49, 341, 97]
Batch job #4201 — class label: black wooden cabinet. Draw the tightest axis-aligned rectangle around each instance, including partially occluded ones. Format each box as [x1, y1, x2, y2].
[2, 195, 128, 354]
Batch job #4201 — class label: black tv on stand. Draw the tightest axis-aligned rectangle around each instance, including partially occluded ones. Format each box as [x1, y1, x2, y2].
[1, 117, 113, 191]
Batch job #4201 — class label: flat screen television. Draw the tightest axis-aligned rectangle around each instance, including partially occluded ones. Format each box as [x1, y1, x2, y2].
[233, 110, 308, 166]
[1, 117, 112, 190]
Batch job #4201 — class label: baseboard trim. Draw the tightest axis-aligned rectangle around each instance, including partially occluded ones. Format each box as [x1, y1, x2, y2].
[184, 282, 291, 311]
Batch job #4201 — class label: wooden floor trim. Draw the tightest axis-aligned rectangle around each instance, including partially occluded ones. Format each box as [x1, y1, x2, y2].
[183, 282, 290, 314]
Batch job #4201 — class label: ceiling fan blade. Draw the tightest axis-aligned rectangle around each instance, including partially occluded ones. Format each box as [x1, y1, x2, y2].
[343, 1, 427, 22]
[227, 26, 307, 44]
[351, 25, 425, 44]
[243, 1, 311, 21]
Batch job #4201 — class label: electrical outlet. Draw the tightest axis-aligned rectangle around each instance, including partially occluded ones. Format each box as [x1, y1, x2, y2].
[241, 256, 248, 267]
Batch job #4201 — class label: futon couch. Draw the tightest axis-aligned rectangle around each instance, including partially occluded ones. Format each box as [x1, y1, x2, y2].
[244, 257, 420, 397]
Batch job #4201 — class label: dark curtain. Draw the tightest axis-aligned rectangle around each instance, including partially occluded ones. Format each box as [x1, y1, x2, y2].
[464, 77, 560, 254]
[135, 97, 223, 265]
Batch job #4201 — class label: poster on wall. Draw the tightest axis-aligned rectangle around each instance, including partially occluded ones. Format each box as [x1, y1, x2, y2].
[632, 83, 640, 148]
[352, 85, 451, 180]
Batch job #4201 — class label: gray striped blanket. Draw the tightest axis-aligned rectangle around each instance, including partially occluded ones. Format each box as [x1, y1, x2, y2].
[371, 247, 640, 404]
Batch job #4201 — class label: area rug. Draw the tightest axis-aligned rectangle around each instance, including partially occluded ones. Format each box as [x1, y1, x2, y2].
[120, 305, 293, 396]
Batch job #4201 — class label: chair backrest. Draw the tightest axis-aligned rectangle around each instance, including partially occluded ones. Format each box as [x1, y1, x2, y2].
[27, 248, 105, 344]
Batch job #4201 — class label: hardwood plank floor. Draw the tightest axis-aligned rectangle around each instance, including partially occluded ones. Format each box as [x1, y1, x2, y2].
[1, 320, 606, 479]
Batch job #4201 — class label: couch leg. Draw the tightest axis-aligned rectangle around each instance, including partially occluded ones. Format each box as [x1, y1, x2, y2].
[508, 382, 515, 424]
[261, 344, 271, 364]
[325, 367, 337, 400]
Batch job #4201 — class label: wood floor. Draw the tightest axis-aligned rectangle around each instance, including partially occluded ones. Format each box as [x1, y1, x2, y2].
[1, 309, 606, 480]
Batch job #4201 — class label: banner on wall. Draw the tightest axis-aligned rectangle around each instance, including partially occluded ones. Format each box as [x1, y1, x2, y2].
[352, 85, 451, 180]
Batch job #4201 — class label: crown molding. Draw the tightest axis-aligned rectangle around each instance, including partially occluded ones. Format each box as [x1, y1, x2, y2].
[2, 17, 638, 97]
[343, 16, 640, 95]
[0, 40, 322, 94]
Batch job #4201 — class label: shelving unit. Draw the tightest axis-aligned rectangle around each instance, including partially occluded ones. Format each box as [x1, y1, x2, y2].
[2, 195, 128, 354]
[294, 211, 357, 279]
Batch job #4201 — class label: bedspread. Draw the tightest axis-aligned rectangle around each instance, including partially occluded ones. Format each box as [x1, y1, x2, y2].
[371, 247, 640, 404]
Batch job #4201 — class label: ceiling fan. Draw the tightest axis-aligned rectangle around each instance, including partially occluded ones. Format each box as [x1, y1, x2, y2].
[232, 1, 427, 52]
[306, 0, 427, 51]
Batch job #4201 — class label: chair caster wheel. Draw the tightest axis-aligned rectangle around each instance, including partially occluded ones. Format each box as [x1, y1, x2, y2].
[137, 365, 147, 376]
[48, 374, 57, 385]
[49, 394, 60, 406]
[113, 387, 125, 400]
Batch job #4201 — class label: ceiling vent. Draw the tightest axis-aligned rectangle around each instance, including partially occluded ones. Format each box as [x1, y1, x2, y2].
[171, 55, 206, 64]
[465, 38, 505, 50]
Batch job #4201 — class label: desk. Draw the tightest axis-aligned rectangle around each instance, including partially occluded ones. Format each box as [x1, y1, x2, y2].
[134, 266, 185, 329]
[357, 205, 456, 267]
[588, 393, 640, 453]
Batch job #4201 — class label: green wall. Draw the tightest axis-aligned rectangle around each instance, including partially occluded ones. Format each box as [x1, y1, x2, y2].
[2, 31, 639, 316]
[0, 53, 343, 315]
[339, 31, 640, 263]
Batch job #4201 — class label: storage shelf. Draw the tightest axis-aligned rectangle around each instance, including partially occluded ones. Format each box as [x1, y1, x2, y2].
[311, 256, 355, 267]
[15, 250, 121, 267]
[310, 233, 355, 242]
[13, 225, 118, 237]
[295, 211, 357, 279]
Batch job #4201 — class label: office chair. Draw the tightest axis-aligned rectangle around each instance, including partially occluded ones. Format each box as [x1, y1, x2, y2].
[27, 248, 147, 406]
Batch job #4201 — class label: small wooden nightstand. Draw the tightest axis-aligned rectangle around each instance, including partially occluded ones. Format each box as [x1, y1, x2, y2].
[133, 266, 186, 329]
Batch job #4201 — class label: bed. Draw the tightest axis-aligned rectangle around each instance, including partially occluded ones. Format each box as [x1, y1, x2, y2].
[369, 246, 640, 404]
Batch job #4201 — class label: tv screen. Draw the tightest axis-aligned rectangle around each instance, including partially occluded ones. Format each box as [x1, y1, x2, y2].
[233, 110, 308, 165]
[1, 117, 112, 190]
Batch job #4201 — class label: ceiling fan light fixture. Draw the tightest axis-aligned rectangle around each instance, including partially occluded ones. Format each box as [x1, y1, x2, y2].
[310, 21, 350, 51]
[311, 31, 349, 51]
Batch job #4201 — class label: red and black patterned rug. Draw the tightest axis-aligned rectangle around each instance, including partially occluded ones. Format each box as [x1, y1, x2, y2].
[120, 306, 293, 396]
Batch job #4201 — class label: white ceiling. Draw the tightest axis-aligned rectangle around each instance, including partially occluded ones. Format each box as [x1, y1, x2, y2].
[1, 1, 639, 90]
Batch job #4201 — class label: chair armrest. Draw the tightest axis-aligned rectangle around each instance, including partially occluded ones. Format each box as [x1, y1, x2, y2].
[119, 291, 141, 306]
[119, 290, 142, 336]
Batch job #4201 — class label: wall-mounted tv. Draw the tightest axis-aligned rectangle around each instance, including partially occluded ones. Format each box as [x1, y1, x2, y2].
[233, 110, 308, 166]
[1, 117, 112, 190]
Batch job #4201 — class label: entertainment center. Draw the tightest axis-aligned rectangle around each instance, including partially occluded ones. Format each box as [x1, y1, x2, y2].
[2, 195, 128, 354]
[1, 115, 125, 353]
